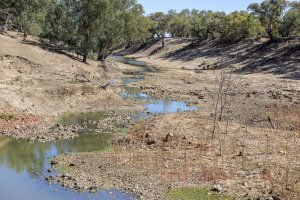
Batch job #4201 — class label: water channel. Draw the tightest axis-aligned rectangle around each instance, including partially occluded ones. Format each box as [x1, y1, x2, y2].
[0, 56, 198, 200]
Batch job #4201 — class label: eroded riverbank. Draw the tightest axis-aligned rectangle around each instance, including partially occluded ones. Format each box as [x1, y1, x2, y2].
[0, 53, 201, 200]
[50, 54, 300, 200]
[1, 34, 300, 200]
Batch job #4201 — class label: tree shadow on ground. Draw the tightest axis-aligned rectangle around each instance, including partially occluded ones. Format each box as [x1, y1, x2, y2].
[21, 40, 83, 62]
[116, 38, 162, 56]
[153, 37, 300, 80]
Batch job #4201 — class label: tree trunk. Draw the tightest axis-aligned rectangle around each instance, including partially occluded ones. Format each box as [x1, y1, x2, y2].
[97, 49, 109, 61]
[23, 32, 27, 41]
[125, 42, 132, 49]
[82, 54, 87, 63]
[267, 22, 274, 41]
[97, 53, 105, 61]
[161, 34, 165, 47]
[0, 13, 9, 33]
[3, 16, 9, 32]
[82, 32, 90, 62]
[266, 29, 274, 41]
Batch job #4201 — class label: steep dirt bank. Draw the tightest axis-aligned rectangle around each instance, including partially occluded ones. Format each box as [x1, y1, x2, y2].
[119, 38, 300, 129]
[0, 32, 139, 141]
[120, 37, 300, 79]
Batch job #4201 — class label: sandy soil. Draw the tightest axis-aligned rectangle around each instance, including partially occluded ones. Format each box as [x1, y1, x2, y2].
[0, 32, 139, 141]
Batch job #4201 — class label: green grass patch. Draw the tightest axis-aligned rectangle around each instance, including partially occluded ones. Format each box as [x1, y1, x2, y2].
[166, 187, 236, 200]
[55, 165, 71, 174]
[0, 112, 17, 120]
[68, 79, 80, 84]
[14, 75, 22, 81]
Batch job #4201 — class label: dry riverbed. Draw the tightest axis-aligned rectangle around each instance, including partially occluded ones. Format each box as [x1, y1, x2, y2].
[1, 34, 300, 199]
[49, 56, 300, 200]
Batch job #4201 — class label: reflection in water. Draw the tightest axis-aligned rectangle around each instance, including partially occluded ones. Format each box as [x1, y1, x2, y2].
[0, 133, 112, 175]
[123, 89, 198, 118]
[0, 133, 130, 200]
[0, 137, 51, 174]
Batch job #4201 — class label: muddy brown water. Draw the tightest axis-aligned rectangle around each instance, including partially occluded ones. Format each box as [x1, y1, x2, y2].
[0, 56, 198, 200]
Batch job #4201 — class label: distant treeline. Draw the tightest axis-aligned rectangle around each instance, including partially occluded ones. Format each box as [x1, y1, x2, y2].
[149, 0, 300, 44]
[0, 0, 299, 62]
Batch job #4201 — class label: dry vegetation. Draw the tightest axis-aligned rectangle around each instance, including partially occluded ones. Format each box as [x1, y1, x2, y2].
[58, 38, 300, 199]
[52, 37, 300, 200]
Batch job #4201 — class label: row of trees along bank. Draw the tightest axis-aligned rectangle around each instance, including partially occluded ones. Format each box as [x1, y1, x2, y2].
[0, 0, 299, 62]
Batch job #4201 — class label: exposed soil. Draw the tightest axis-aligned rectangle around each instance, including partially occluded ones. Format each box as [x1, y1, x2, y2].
[0, 32, 140, 141]
[49, 38, 300, 200]
[51, 112, 300, 199]
[1, 33, 300, 199]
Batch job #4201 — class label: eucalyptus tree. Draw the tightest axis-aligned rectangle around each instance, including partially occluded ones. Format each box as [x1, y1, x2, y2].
[190, 10, 226, 40]
[220, 11, 264, 43]
[149, 12, 169, 46]
[123, 3, 152, 47]
[0, 0, 15, 32]
[248, 0, 288, 41]
[280, 1, 300, 37]
[42, 0, 78, 47]
[96, 0, 133, 61]
[71, 0, 110, 62]
[0, 0, 53, 38]
[169, 9, 192, 38]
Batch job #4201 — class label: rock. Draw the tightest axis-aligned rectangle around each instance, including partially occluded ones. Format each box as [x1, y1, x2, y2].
[89, 186, 97, 193]
[145, 139, 156, 145]
[74, 74, 90, 83]
[162, 147, 170, 151]
[50, 160, 58, 165]
[163, 133, 173, 142]
[211, 185, 222, 192]
[33, 171, 39, 176]
[197, 95, 204, 99]
[45, 175, 54, 182]
[272, 195, 282, 200]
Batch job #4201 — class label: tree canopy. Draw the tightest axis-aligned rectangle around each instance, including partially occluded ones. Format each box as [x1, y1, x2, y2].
[1, 0, 299, 61]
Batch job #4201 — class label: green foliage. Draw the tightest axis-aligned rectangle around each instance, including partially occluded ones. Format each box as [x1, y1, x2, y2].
[248, 0, 288, 40]
[42, 0, 150, 61]
[190, 10, 226, 40]
[220, 11, 264, 43]
[1, 0, 299, 60]
[0, 0, 50, 35]
[169, 9, 192, 38]
[123, 3, 152, 45]
[42, 1, 78, 46]
[279, 1, 300, 37]
[14, 75, 22, 81]
[149, 12, 169, 37]
[166, 187, 236, 200]
[55, 164, 70, 174]
[0, 112, 17, 120]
